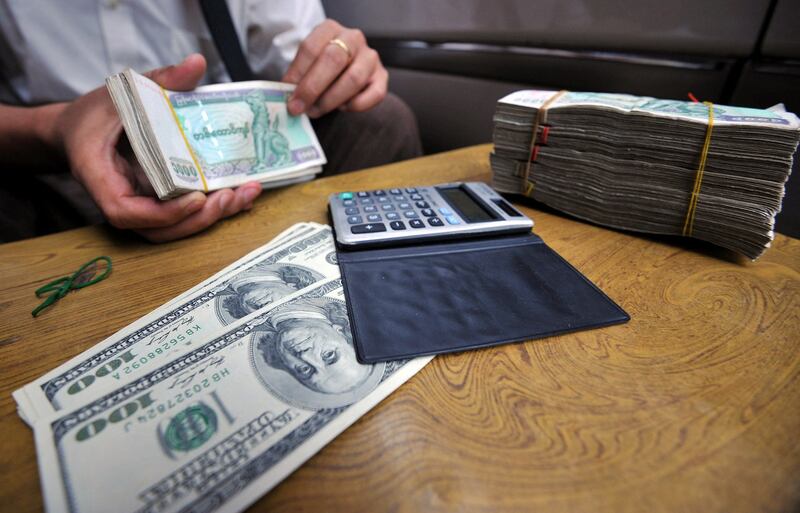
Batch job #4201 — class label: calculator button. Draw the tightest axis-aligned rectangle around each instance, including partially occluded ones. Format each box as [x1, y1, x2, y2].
[343, 199, 355, 207]
[347, 215, 363, 224]
[428, 217, 444, 227]
[398, 202, 411, 209]
[405, 187, 417, 193]
[415, 201, 429, 208]
[363, 205, 377, 213]
[351, 223, 386, 234]
[393, 195, 405, 201]
[345, 207, 359, 215]
[438, 207, 452, 215]
[359, 198, 373, 205]
[373, 189, 386, 196]
[420, 208, 435, 217]
[339, 192, 353, 200]
[367, 214, 382, 222]
[445, 215, 461, 225]
[403, 211, 418, 219]
[381, 204, 395, 211]
[409, 219, 425, 228]
[389, 221, 406, 230]
[377, 196, 390, 203]
[385, 212, 400, 220]
[410, 193, 423, 201]
[356, 191, 370, 198]
[389, 188, 402, 195]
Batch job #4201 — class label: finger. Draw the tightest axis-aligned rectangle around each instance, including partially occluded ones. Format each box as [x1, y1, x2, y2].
[282, 19, 342, 85]
[102, 189, 207, 230]
[288, 28, 366, 116]
[235, 181, 262, 211]
[345, 66, 389, 112]
[136, 183, 259, 242]
[310, 48, 379, 117]
[145, 53, 207, 91]
[137, 190, 234, 242]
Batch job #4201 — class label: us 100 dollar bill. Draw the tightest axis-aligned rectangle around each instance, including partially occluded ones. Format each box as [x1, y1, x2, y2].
[14, 223, 338, 425]
[107, 69, 327, 199]
[35, 278, 432, 513]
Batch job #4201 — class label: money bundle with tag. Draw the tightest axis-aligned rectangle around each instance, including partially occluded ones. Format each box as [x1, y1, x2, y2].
[490, 90, 800, 259]
[107, 69, 327, 199]
[15, 223, 431, 513]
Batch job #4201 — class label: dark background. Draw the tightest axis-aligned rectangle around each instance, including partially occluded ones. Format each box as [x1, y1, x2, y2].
[323, 0, 800, 237]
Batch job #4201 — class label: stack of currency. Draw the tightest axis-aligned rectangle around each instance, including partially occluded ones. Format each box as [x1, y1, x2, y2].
[15, 223, 431, 513]
[107, 69, 327, 199]
[490, 90, 800, 259]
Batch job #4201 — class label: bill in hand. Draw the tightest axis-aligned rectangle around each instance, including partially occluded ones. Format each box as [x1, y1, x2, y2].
[106, 69, 327, 199]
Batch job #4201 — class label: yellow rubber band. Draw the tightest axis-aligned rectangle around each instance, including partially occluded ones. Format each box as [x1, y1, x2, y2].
[523, 90, 567, 197]
[682, 101, 714, 237]
[160, 87, 209, 193]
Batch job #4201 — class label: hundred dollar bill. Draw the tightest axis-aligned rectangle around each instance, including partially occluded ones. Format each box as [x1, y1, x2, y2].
[35, 278, 432, 513]
[106, 69, 326, 199]
[14, 224, 338, 425]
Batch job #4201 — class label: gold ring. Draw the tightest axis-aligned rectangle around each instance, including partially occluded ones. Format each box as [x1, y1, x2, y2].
[328, 38, 352, 60]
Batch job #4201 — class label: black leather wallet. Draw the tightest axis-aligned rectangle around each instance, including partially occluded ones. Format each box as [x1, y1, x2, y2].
[337, 233, 629, 363]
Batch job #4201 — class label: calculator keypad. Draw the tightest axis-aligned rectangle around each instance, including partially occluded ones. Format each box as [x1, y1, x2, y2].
[338, 187, 463, 237]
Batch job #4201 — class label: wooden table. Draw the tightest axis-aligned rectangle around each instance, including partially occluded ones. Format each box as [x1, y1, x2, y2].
[1, 145, 799, 513]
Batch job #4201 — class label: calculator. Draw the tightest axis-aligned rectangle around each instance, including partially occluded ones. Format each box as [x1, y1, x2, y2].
[329, 182, 534, 248]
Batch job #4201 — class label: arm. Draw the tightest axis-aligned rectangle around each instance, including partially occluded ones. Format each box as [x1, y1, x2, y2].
[0, 102, 67, 170]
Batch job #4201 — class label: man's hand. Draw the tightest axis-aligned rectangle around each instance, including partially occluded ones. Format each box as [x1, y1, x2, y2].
[282, 19, 388, 118]
[53, 54, 262, 242]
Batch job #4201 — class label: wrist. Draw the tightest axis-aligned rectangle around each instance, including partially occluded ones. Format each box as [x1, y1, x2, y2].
[33, 102, 69, 157]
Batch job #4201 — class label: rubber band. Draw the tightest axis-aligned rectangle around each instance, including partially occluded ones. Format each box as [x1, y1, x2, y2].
[160, 87, 209, 193]
[682, 101, 714, 237]
[523, 90, 567, 197]
[32, 256, 112, 317]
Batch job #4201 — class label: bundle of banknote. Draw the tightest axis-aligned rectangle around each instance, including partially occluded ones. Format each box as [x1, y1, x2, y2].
[107, 69, 327, 199]
[490, 90, 800, 259]
[15, 223, 431, 513]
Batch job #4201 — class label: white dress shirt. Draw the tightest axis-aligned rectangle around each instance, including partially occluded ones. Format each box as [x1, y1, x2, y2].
[0, 0, 325, 105]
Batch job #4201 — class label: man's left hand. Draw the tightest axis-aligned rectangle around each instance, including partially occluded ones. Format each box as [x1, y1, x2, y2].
[282, 19, 388, 118]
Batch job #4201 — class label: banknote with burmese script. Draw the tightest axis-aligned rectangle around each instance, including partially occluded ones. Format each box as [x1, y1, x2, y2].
[107, 69, 326, 199]
[14, 224, 338, 425]
[35, 278, 432, 513]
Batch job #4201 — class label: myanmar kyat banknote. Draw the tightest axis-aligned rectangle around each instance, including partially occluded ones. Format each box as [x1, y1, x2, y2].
[14, 223, 338, 425]
[107, 69, 326, 199]
[35, 278, 432, 513]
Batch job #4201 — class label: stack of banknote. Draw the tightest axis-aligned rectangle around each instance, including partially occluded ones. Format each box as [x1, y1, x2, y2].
[15, 223, 431, 513]
[107, 69, 327, 199]
[490, 90, 800, 259]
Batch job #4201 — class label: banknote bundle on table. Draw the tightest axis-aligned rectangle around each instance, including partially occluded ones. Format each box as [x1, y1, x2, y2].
[107, 69, 327, 199]
[490, 90, 800, 259]
[15, 223, 431, 513]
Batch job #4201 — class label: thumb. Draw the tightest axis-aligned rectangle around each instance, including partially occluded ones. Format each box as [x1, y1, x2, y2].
[145, 53, 207, 91]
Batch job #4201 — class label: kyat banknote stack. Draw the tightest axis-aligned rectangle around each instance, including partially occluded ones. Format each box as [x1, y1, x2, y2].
[107, 69, 326, 199]
[16, 222, 431, 513]
[490, 90, 800, 259]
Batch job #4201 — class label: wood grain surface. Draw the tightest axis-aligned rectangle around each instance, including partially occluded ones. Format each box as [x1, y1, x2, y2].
[1, 145, 799, 513]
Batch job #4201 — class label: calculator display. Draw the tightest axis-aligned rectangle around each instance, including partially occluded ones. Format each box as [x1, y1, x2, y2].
[437, 186, 498, 223]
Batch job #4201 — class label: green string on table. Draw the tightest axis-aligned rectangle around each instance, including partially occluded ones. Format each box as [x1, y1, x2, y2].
[32, 256, 113, 317]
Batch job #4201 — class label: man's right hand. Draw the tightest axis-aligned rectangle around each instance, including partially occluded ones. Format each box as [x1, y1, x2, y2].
[51, 54, 262, 242]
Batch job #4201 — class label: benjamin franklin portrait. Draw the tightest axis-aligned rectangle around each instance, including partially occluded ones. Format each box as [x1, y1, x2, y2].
[249, 297, 384, 409]
[216, 263, 323, 323]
